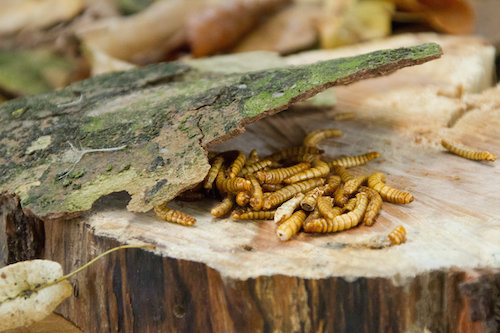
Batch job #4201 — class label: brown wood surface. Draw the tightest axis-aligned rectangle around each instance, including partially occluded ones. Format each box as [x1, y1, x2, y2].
[1, 34, 500, 332]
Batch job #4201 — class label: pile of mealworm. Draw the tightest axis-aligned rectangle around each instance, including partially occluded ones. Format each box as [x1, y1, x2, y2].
[154, 129, 412, 245]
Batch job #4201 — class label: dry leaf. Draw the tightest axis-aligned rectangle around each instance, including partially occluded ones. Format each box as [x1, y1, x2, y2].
[319, 0, 394, 49]
[0, 0, 84, 36]
[186, 0, 291, 58]
[0, 260, 72, 331]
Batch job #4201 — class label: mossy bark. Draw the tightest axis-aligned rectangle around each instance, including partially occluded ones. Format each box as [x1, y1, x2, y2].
[0, 44, 441, 219]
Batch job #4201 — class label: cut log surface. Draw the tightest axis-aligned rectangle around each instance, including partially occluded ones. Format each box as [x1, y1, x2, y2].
[2, 34, 500, 332]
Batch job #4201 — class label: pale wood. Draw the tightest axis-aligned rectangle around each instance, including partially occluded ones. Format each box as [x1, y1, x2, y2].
[3, 313, 83, 333]
[1, 34, 499, 332]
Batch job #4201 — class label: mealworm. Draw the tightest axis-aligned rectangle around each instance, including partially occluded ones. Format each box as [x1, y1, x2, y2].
[216, 168, 252, 193]
[368, 172, 413, 204]
[232, 209, 276, 220]
[248, 174, 263, 210]
[359, 186, 383, 226]
[303, 129, 343, 147]
[284, 160, 330, 184]
[211, 195, 234, 217]
[310, 192, 368, 233]
[238, 160, 272, 177]
[343, 175, 368, 195]
[388, 225, 406, 245]
[261, 183, 284, 192]
[276, 210, 307, 241]
[228, 151, 246, 178]
[246, 149, 260, 165]
[331, 165, 354, 182]
[295, 153, 321, 163]
[327, 152, 380, 168]
[274, 193, 305, 224]
[317, 196, 342, 220]
[204, 155, 224, 189]
[300, 186, 325, 211]
[263, 192, 272, 201]
[303, 218, 328, 233]
[263, 178, 326, 210]
[342, 197, 357, 213]
[333, 183, 347, 206]
[236, 191, 251, 206]
[441, 139, 495, 162]
[323, 175, 341, 195]
[154, 203, 196, 226]
[266, 146, 322, 162]
[256, 162, 311, 184]
[303, 207, 320, 229]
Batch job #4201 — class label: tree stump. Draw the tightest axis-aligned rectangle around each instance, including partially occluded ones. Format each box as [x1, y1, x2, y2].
[1, 34, 500, 332]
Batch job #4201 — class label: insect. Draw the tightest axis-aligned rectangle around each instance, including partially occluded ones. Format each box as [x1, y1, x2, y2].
[261, 183, 284, 192]
[204, 156, 224, 189]
[236, 191, 251, 206]
[283, 160, 330, 184]
[303, 207, 320, 229]
[263, 178, 326, 210]
[266, 146, 322, 162]
[232, 209, 276, 220]
[154, 203, 196, 226]
[216, 168, 252, 193]
[238, 160, 272, 177]
[359, 186, 383, 226]
[276, 210, 307, 241]
[246, 149, 260, 165]
[343, 175, 368, 195]
[248, 174, 263, 210]
[303, 129, 343, 147]
[300, 186, 325, 211]
[388, 225, 406, 245]
[441, 139, 495, 162]
[368, 172, 414, 204]
[317, 196, 342, 220]
[211, 195, 235, 217]
[341, 197, 357, 213]
[327, 152, 380, 168]
[309, 192, 368, 233]
[228, 151, 247, 178]
[256, 162, 311, 184]
[323, 175, 341, 195]
[333, 183, 348, 206]
[274, 193, 305, 224]
[331, 165, 354, 182]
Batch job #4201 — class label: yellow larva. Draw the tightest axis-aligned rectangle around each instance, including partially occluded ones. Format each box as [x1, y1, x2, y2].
[316, 196, 342, 220]
[308, 192, 368, 233]
[204, 156, 224, 189]
[236, 191, 251, 206]
[388, 225, 406, 245]
[263, 178, 326, 210]
[303, 207, 320, 230]
[341, 197, 357, 213]
[232, 209, 276, 220]
[154, 203, 196, 226]
[303, 129, 343, 147]
[441, 139, 495, 162]
[359, 186, 383, 226]
[246, 149, 260, 165]
[266, 146, 322, 162]
[303, 218, 328, 233]
[323, 175, 341, 195]
[216, 169, 252, 193]
[368, 172, 413, 204]
[331, 165, 354, 182]
[284, 160, 330, 184]
[274, 193, 305, 224]
[300, 186, 325, 211]
[333, 183, 347, 207]
[327, 152, 380, 168]
[238, 160, 272, 177]
[295, 153, 321, 163]
[210, 195, 234, 217]
[248, 174, 263, 210]
[256, 162, 311, 184]
[261, 183, 284, 192]
[228, 151, 246, 178]
[343, 175, 368, 196]
[276, 210, 307, 241]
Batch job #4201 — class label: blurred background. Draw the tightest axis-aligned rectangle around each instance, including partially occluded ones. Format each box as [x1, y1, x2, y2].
[0, 0, 498, 101]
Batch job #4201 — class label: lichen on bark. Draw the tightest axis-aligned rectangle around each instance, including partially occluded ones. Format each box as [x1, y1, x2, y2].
[0, 43, 441, 219]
